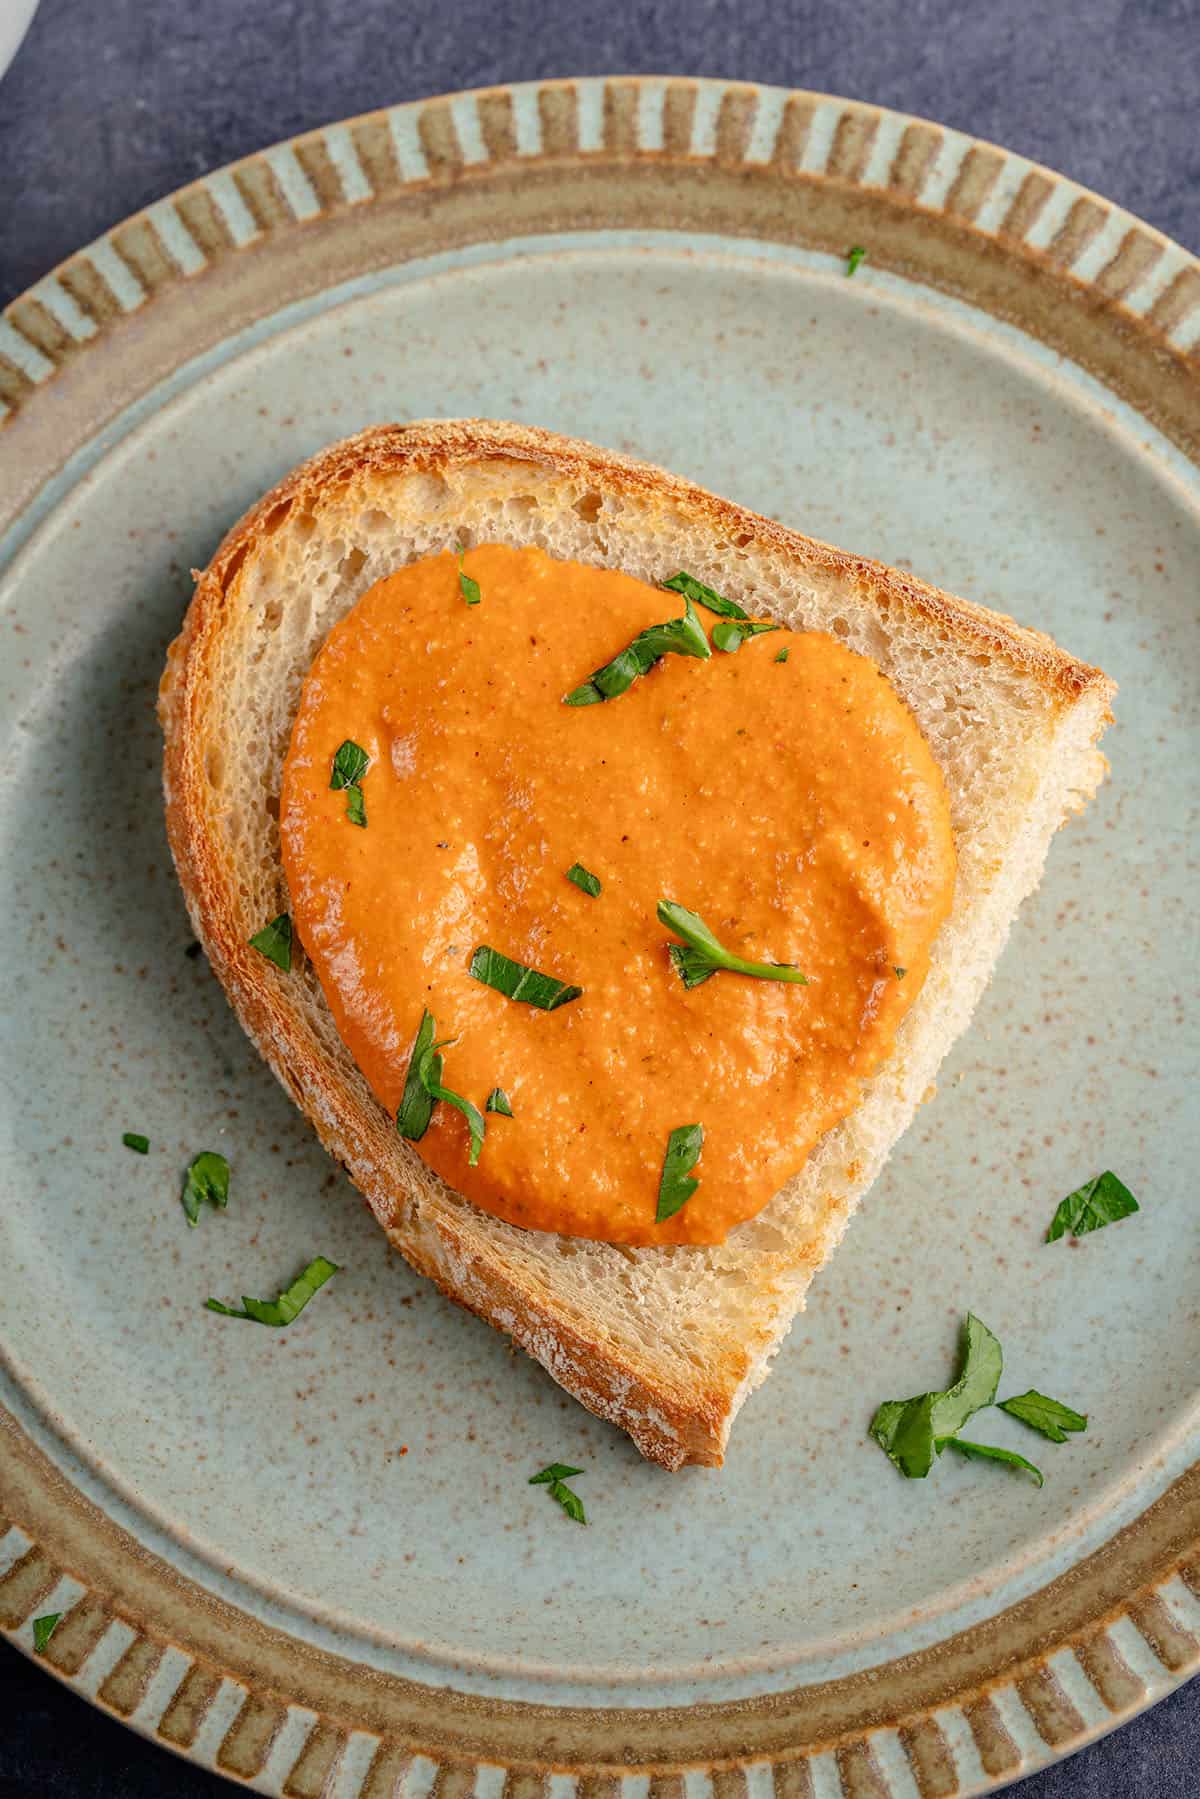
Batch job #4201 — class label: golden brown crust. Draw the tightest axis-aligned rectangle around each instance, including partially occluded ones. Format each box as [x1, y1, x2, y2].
[189, 418, 1114, 706]
[159, 420, 1114, 1469]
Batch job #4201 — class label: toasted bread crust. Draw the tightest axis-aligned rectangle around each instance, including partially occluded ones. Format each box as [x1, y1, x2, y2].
[188, 419, 1111, 702]
[160, 421, 1114, 1468]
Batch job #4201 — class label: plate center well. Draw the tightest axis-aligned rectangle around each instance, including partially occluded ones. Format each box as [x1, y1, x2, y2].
[1, 239, 1197, 1702]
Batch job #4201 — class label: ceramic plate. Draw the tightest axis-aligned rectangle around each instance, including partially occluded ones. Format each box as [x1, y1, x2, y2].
[1, 79, 1198, 1799]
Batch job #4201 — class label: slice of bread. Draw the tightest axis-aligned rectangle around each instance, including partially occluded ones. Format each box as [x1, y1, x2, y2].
[160, 421, 1114, 1469]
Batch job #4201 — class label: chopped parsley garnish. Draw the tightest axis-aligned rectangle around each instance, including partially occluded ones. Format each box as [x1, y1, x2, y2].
[395, 1008, 485, 1165]
[869, 1392, 939, 1479]
[206, 1255, 340, 1326]
[894, 966, 907, 980]
[846, 245, 867, 276]
[945, 1438, 1044, 1486]
[330, 739, 369, 827]
[249, 913, 292, 972]
[711, 618, 778, 654]
[775, 646, 789, 664]
[563, 597, 710, 705]
[656, 1123, 703, 1222]
[999, 1390, 1088, 1443]
[396, 1010, 438, 1141]
[345, 783, 367, 828]
[929, 1320, 1003, 1437]
[486, 1087, 513, 1116]
[870, 1317, 1085, 1487]
[456, 544, 481, 605]
[418, 1035, 486, 1166]
[181, 1150, 230, 1228]
[1047, 1170, 1139, 1242]
[566, 862, 602, 898]
[661, 571, 749, 620]
[122, 1132, 150, 1154]
[530, 1463, 586, 1524]
[468, 945, 583, 1011]
[658, 900, 808, 989]
[330, 739, 368, 790]
[661, 572, 778, 650]
[32, 1613, 62, 1654]
[871, 1312, 1002, 1479]
[547, 1483, 585, 1523]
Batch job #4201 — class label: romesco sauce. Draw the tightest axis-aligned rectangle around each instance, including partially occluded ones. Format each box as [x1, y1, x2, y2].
[280, 544, 955, 1246]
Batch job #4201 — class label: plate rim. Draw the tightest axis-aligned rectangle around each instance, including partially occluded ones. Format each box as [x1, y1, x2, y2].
[2, 74, 1198, 1798]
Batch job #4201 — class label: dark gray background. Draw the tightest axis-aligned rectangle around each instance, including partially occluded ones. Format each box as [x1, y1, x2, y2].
[1, 0, 1196, 1792]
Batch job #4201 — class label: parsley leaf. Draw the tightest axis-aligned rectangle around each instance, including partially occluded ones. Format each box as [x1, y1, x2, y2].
[530, 1464, 587, 1523]
[658, 899, 808, 989]
[846, 245, 867, 276]
[419, 1034, 486, 1167]
[249, 913, 292, 972]
[181, 1150, 230, 1228]
[945, 1437, 1044, 1486]
[206, 1255, 339, 1326]
[529, 1462, 583, 1483]
[563, 597, 710, 705]
[871, 1313, 1003, 1477]
[486, 1087, 513, 1116]
[395, 1009, 486, 1165]
[330, 740, 369, 791]
[32, 1613, 62, 1654]
[999, 1390, 1087, 1443]
[870, 1393, 938, 1479]
[122, 1132, 150, 1154]
[345, 782, 366, 828]
[457, 545, 481, 605]
[711, 617, 778, 654]
[1047, 1170, 1139, 1241]
[894, 966, 907, 979]
[775, 646, 789, 664]
[930, 1314, 1004, 1439]
[469, 945, 583, 1011]
[566, 862, 602, 898]
[661, 571, 749, 620]
[396, 1010, 438, 1141]
[657, 1123, 703, 1222]
[550, 1480, 587, 1523]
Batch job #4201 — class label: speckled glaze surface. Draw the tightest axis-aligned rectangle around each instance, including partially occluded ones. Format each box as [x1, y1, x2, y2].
[1, 78, 1198, 1797]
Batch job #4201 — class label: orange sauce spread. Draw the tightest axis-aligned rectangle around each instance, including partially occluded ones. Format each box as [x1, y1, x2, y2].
[280, 544, 955, 1246]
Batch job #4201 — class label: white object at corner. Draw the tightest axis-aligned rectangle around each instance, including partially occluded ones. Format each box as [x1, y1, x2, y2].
[0, 0, 39, 83]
